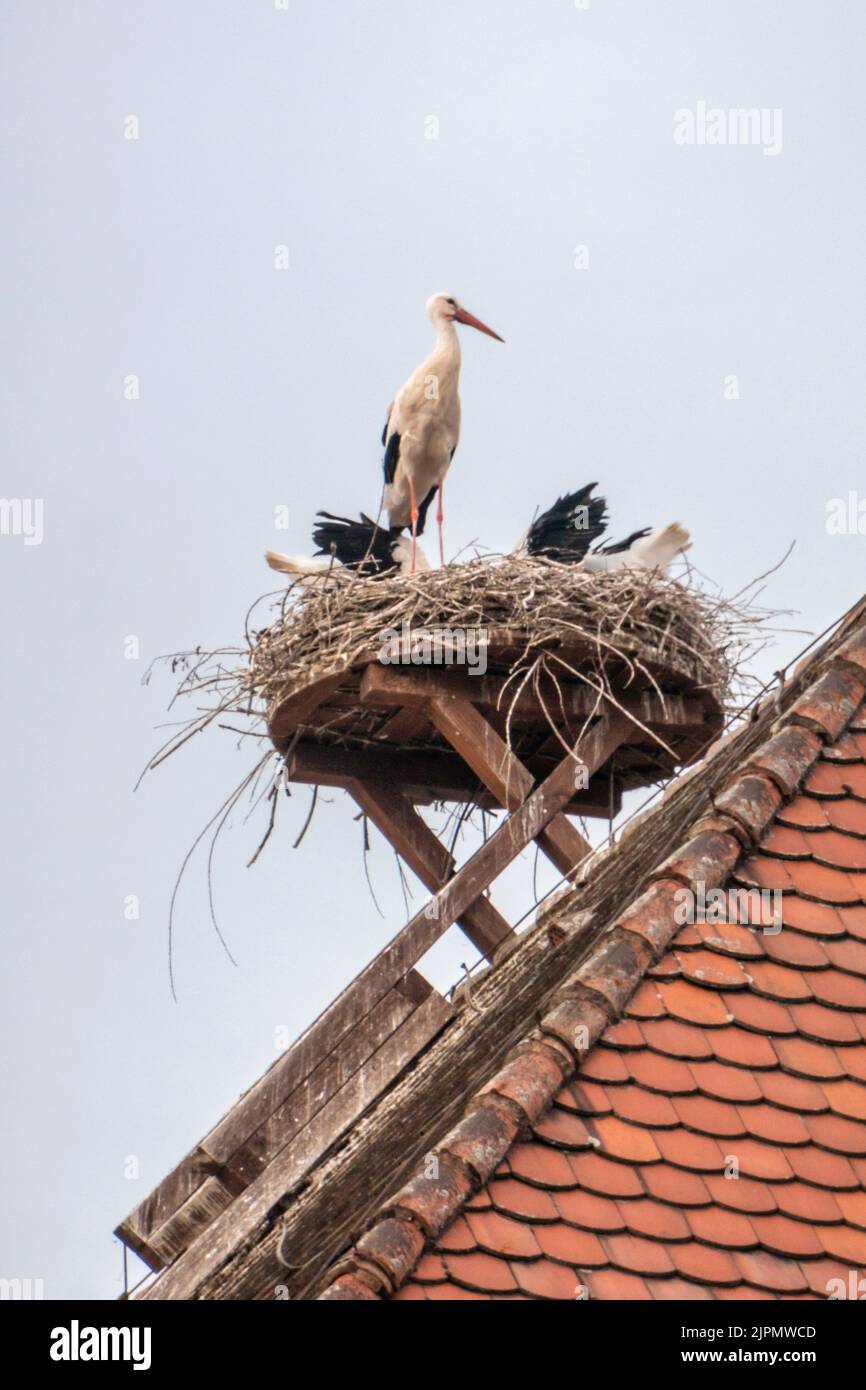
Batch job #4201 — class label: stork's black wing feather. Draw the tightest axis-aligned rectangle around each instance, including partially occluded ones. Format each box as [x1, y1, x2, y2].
[383, 430, 400, 485]
[312, 512, 403, 575]
[597, 527, 652, 555]
[525, 483, 608, 562]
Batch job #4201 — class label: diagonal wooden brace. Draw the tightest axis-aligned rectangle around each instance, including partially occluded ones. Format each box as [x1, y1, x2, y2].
[348, 777, 514, 960]
[379, 712, 631, 951]
[427, 695, 593, 878]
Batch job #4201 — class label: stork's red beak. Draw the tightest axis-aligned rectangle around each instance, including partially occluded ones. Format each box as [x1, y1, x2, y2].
[452, 306, 505, 342]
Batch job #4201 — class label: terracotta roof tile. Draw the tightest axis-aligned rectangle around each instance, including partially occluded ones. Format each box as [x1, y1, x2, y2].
[512, 1258, 586, 1300]
[777, 796, 830, 831]
[790, 1001, 861, 1045]
[560, 1079, 610, 1116]
[466, 1209, 543, 1259]
[655, 979, 735, 1027]
[834, 1189, 866, 1229]
[670, 1241, 740, 1287]
[673, 1094, 746, 1138]
[735, 1248, 808, 1294]
[508, 1143, 576, 1190]
[806, 829, 866, 871]
[761, 824, 812, 859]
[704, 1173, 776, 1215]
[779, 894, 847, 936]
[806, 1111, 866, 1156]
[639, 1018, 714, 1060]
[709, 1027, 778, 1069]
[694, 919, 765, 959]
[723, 991, 796, 1036]
[626, 1051, 696, 1094]
[592, 1114, 662, 1163]
[532, 1107, 593, 1150]
[762, 927, 830, 969]
[607, 1085, 679, 1129]
[728, 1138, 795, 1183]
[424, 1280, 490, 1300]
[567, 1150, 644, 1198]
[801, 1257, 854, 1298]
[750, 1214, 825, 1259]
[618, 1197, 690, 1242]
[758, 1070, 828, 1113]
[738, 1103, 811, 1147]
[553, 1187, 624, 1232]
[818, 1223, 866, 1265]
[436, 1216, 475, 1253]
[391, 1282, 429, 1299]
[535, 1222, 606, 1266]
[686, 1204, 757, 1249]
[442, 1250, 518, 1293]
[826, 799, 866, 835]
[746, 959, 813, 1003]
[318, 615, 866, 1302]
[577, 1046, 630, 1085]
[488, 1177, 559, 1222]
[603, 1232, 676, 1277]
[583, 1268, 653, 1300]
[769, 1181, 843, 1224]
[623, 980, 665, 1020]
[810, 969, 866, 1010]
[653, 1129, 726, 1173]
[414, 1251, 447, 1283]
[825, 936, 866, 975]
[646, 1276, 714, 1300]
[786, 1145, 860, 1190]
[821, 1079, 866, 1120]
[773, 1035, 846, 1079]
[673, 950, 752, 990]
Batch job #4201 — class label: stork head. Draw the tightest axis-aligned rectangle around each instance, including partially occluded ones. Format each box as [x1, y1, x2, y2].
[426, 292, 504, 342]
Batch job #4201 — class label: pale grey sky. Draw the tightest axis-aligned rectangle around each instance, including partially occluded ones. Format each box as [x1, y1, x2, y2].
[2, 1, 865, 1299]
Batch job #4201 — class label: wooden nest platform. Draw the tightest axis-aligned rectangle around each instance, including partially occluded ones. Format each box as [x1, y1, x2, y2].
[259, 557, 729, 814]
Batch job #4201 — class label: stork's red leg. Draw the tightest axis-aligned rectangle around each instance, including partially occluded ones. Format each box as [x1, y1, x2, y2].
[436, 480, 444, 567]
[409, 478, 418, 575]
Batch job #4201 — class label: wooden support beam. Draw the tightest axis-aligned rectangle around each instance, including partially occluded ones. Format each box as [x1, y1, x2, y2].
[285, 740, 621, 817]
[349, 777, 514, 960]
[269, 672, 346, 743]
[360, 662, 704, 733]
[427, 696, 592, 879]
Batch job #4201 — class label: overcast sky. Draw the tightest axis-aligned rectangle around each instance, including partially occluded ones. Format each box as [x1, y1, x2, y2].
[2, 0, 865, 1299]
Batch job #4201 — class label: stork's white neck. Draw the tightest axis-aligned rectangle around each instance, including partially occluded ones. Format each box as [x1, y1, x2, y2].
[431, 316, 461, 368]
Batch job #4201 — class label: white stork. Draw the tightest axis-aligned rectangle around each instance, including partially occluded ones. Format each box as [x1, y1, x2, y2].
[520, 484, 691, 572]
[382, 292, 504, 571]
[266, 512, 430, 580]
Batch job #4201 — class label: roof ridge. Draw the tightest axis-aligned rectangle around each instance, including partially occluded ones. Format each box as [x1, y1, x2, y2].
[319, 623, 866, 1299]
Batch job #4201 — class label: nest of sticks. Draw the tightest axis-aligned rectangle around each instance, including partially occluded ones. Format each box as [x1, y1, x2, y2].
[253, 556, 740, 726]
[146, 553, 772, 805]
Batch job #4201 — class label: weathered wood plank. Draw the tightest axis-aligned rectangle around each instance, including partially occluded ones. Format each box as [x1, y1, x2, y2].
[115, 1148, 240, 1267]
[286, 740, 618, 816]
[361, 662, 704, 732]
[215, 986, 417, 1186]
[140, 990, 454, 1300]
[269, 672, 346, 741]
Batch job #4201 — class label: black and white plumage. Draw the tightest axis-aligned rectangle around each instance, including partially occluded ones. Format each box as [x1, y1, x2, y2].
[521, 483, 690, 573]
[382, 292, 504, 571]
[522, 483, 609, 562]
[265, 512, 429, 580]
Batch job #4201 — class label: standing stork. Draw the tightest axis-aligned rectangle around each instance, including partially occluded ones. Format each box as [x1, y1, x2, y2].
[382, 292, 504, 571]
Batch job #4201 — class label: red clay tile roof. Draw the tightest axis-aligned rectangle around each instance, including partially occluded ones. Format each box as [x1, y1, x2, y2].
[320, 620, 866, 1300]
